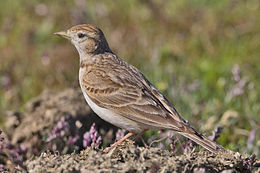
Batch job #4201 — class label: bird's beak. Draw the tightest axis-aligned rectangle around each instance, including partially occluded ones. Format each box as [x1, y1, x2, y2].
[54, 30, 71, 40]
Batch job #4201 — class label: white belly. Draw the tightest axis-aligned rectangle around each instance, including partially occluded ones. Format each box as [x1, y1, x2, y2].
[79, 76, 141, 132]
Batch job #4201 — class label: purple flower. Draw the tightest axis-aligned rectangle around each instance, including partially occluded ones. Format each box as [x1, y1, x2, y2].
[168, 137, 176, 151]
[0, 129, 26, 171]
[209, 126, 224, 142]
[115, 129, 126, 141]
[247, 128, 255, 151]
[96, 136, 102, 146]
[83, 123, 102, 148]
[232, 64, 241, 82]
[46, 116, 79, 153]
[19, 144, 27, 152]
[83, 132, 91, 148]
[227, 64, 250, 101]
[0, 164, 4, 171]
[67, 135, 79, 145]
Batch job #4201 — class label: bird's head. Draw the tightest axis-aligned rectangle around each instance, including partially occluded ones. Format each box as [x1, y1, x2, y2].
[55, 24, 111, 55]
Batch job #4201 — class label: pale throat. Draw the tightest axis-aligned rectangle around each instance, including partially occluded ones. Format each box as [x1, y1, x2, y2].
[73, 45, 95, 67]
[79, 54, 96, 68]
[74, 44, 87, 57]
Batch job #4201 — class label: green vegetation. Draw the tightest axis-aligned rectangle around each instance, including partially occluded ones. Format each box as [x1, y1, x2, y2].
[0, 0, 259, 156]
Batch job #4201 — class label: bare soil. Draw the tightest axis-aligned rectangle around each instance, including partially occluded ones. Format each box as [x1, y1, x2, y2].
[1, 88, 259, 172]
[25, 140, 254, 173]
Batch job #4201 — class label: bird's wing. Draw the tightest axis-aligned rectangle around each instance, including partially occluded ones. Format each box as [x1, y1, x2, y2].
[81, 54, 186, 131]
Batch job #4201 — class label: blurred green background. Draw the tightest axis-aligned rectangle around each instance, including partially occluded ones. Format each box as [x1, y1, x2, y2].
[0, 0, 259, 156]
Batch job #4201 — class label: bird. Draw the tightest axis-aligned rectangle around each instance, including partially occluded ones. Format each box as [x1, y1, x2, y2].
[54, 24, 223, 153]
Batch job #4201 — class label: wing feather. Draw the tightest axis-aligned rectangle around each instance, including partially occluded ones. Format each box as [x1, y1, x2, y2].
[81, 54, 186, 131]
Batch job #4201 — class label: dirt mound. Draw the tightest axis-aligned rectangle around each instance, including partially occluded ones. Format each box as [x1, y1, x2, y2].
[4, 88, 116, 159]
[26, 140, 256, 173]
[1, 88, 259, 172]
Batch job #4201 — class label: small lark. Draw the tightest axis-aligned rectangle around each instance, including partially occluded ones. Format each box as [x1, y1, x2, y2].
[55, 24, 223, 153]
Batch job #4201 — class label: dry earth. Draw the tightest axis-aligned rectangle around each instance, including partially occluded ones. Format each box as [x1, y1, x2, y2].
[1, 88, 259, 172]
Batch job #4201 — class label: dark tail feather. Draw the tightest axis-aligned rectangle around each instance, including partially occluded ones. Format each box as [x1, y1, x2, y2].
[180, 133, 220, 153]
[177, 125, 225, 153]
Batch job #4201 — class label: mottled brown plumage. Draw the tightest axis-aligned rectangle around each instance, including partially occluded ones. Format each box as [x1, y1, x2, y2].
[55, 24, 224, 153]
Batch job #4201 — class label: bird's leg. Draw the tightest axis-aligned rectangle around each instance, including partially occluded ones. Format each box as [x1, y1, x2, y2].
[133, 129, 148, 141]
[105, 130, 148, 153]
[106, 132, 134, 152]
[133, 130, 148, 147]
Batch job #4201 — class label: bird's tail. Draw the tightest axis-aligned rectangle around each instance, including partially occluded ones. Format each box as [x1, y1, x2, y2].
[176, 123, 225, 153]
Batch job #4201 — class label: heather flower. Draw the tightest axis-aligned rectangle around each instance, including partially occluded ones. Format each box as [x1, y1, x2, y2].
[67, 135, 79, 145]
[1, 74, 11, 89]
[20, 144, 27, 152]
[47, 116, 69, 142]
[209, 126, 224, 142]
[0, 164, 3, 171]
[247, 128, 256, 153]
[115, 129, 126, 142]
[83, 123, 102, 148]
[168, 137, 176, 151]
[0, 129, 26, 171]
[227, 64, 250, 101]
[83, 132, 91, 147]
[46, 116, 79, 153]
[232, 64, 241, 82]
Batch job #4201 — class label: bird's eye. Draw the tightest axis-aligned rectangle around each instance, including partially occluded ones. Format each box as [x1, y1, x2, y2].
[77, 33, 85, 38]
